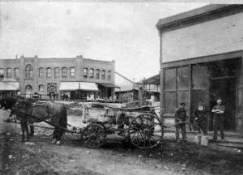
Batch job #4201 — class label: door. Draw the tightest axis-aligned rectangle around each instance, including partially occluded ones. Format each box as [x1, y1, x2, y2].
[209, 78, 236, 130]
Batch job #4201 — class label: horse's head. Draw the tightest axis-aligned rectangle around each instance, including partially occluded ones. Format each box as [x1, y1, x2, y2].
[14, 99, 32, 111]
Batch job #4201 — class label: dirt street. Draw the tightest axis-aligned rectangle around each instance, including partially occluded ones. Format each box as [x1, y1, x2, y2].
[1, 109, 243, 175]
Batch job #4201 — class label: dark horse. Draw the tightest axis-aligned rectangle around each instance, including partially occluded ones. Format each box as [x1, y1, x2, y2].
[0, 97, 67, 144]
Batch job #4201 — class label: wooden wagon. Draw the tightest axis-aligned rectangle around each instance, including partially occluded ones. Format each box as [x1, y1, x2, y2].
[81, 103, 163, 149]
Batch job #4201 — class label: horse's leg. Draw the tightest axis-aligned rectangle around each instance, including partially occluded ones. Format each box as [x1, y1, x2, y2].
[20, 121, 25, 142]
[56, 128, 64, 145]
[25, 121, 30, 141]
[29, 123, 34, 137]
[52, 127, 57, 144]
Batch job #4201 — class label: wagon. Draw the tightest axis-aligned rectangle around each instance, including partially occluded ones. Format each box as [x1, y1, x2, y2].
[80, 103, 163, 149]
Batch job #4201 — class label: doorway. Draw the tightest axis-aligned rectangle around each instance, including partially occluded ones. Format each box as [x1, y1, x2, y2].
[208, 58, 241, 131]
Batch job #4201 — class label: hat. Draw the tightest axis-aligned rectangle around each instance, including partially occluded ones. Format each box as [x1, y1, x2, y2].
[180, 102, 186, 106]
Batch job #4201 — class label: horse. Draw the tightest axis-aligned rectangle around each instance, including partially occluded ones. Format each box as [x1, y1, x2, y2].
[0, 97, 67, 144]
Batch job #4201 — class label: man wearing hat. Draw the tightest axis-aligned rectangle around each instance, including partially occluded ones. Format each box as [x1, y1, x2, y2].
[212, 98, 225, 140]
[175, 102, 188, 141]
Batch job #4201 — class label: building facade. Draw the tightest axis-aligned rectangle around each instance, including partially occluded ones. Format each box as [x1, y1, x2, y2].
[0, 55, 115, 100]
[157, 5, 243, 135]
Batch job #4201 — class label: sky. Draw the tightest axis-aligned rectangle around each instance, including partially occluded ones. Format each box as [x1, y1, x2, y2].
[0, 1, 207, 85]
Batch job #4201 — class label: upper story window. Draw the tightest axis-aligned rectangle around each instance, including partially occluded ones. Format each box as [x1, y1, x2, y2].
[96, 69, 100, 79]
[107, 70, 111, 80]
[46, 67, 51, 78]
[62, 67, 68, 78]
[54, 67, 59, 79]
[89, 68, 94, 78]
[39, 67, 44, 78]
[25, 64, 33, 80]
[6, 68, 12, 78]
[70, 67, 75, 78]
[0, 68, 4, 78]
[101, 70, 106, 80]
[83, 68, 88, 78]
[14, 68, 19, 79]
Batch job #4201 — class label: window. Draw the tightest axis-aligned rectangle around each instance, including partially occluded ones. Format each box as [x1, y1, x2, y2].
[164, 92, 176, 113]
[101, 70, 106, 80]
[83, 68, 88, 78]
[89, 68, 94, 78]
[165, 68, 176, 90]
[192, 64, 209, 90]
[96, 69, 100, 79]
[25, 64, 33, 79]
[54, 67, 59, 79]
[70, 67, 75, 78]
[39, 84, 45, 93]
[62, 67, 68, 78]
[0, 68, 4, 78]
[14, 68, 19, 79]
[107, 70, 111, 80]
[177, 66, 189, 90]
[46, 67, 51, 78]
[163, 66, 190, 113]
[39, 67, 44, 78]
[6, 68, 12, 78]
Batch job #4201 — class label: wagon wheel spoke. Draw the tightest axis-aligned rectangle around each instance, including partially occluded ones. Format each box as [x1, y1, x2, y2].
[81, 123, 106, 148]
[129, 113, 160, 149]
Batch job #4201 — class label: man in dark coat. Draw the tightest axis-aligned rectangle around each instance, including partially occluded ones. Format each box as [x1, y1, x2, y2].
[212, 98, 225, 140]
[194, 102, 208, 135]
[175, 102, 188, 141]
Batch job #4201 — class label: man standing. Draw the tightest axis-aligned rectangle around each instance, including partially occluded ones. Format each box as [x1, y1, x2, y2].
[212, 98, 225, 141]
[194, 102, 208, 135]
[175, 102, 187, 141]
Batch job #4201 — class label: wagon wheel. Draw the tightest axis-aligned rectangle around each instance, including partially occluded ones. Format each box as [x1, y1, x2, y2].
[81, 123, 106, 148]
[129, 113, 161, 149]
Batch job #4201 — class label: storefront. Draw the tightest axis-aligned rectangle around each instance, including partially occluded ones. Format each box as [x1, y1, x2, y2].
[157, 5, 243, 134]
[0, 81, 20, 98]
[59, 81, 99, 100]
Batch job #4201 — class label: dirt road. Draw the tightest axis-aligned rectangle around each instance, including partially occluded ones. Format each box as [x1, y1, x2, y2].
[1, 109, 243, 175]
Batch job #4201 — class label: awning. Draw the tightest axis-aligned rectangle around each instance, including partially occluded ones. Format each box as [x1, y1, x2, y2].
[59, 82, 79, 91]
[79, 82, 98, 91]
[98, 83, 119, 88]
[0, 82, 19, 91]
[60, 82, 98, 91]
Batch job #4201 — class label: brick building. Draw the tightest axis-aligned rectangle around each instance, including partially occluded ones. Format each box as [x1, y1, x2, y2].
[157, 5, 243, 135]
[0, 55, 115, 100]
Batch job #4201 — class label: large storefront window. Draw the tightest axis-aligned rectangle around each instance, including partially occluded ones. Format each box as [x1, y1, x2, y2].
[165, 68, 176, 90]
[164, 66, 189, 114]
[164, 92, 176, 113]
[177, 66, 189, 90]
[192, 64, 209, 89]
